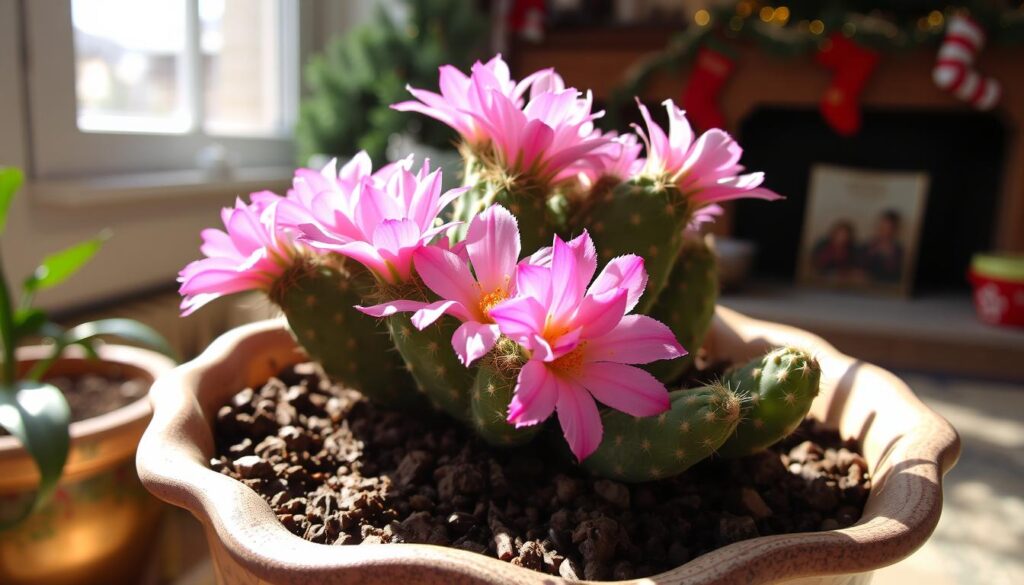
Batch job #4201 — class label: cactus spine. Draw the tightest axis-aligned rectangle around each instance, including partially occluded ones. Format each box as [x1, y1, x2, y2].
[272, 259, 422, 409]
[647, 236, 718, 384]
[583, 383, 741, 482]
[469, 340, 540, 446]
[574, 178, 692, 314]
[717, 347, 821, 458]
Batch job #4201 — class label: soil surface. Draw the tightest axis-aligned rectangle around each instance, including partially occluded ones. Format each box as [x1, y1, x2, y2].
[211, 363, 871, 581]
[0, 374, 148, 436]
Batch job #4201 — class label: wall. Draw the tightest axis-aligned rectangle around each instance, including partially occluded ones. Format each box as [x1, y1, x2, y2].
[0, 0, 367, 312]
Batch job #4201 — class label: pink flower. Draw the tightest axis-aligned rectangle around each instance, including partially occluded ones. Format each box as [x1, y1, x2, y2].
[178, 195, 299, 316]
[357, 204, 522, 367]
[635, 99, 782, 209]
[296, 156, 466, 284]
[577, 132, 644, 188]
[393, 55, 551, 148]
[488, 232, 685, 461]
[396, 55, 612, 185]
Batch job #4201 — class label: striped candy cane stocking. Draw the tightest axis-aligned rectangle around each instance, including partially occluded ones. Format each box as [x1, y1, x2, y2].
[932, 14, 1001, 110]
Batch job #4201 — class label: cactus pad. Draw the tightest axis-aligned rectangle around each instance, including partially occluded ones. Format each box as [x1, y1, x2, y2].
[574, 179, 691, 314]
[469, 341, 541, 447]
[717, 347, 821, 458]
[647, 236, 718, 384]
[272, 259, 421, 409]
[583, 383, 741, 482]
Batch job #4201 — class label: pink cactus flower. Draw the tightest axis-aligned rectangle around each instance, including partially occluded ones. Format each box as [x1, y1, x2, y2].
[178, 195, 298, 316]
[635, 99, 782, 209]
[395, 54, 612, 185]
[297, 156, 467, 284]
[393, 54, 553, 148]
[358, 204, 522, 367]
[577, 132, 644, 188]
[488, 232, 685, 461]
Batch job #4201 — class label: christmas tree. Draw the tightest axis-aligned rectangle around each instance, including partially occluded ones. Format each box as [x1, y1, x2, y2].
[296, 0, 486, 166]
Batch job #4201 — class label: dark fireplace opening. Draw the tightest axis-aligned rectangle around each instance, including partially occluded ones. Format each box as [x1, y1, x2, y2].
[733, 107, 1007, 293]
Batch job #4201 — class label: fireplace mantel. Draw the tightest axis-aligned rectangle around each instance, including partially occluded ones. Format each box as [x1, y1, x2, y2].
[510, 28, 1024, 253]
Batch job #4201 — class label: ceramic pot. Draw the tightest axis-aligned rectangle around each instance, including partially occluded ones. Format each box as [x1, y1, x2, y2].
[0, 345, 175, 585]
[137, 307, 960, 585]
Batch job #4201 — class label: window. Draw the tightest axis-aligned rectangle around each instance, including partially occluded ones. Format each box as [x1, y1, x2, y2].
[26, 0, 300, 180]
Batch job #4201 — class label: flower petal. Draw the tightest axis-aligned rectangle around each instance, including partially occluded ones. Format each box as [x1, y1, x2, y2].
[451, 321, 501, 367]
[584, 315, 686, 364]
[355, 299, 432, 318]
[588, 254, 648, 314]
[489, 295, 548, 345]
[556, 382, 603, 462]
[413, 246, 482, 317]
[465, 204, 521, 293]
[411, 299, 472, 329]
[577, 362, 670, 417]
[507, 359, 558, 427]
[575, 288, 628, 339]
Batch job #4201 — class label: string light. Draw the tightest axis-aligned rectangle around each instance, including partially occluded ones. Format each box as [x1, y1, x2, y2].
[694, 9, 711, 27]
[774, 7, 791, 24]
[927, 10, 944, 27]
[759, 6, 775, 22]
[737, 1, 753, 18]
[809, 19, 825, 35]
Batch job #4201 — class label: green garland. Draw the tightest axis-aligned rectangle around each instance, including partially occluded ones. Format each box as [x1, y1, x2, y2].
[605, 1, 1024, 127]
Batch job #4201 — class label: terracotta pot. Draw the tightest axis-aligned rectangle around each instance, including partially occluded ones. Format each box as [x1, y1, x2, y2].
[0, 345, 176, 585]
[137, 308, 960, 585]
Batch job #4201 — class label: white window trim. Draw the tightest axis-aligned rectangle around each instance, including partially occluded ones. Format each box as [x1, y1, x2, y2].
[24, 0, 303, 183]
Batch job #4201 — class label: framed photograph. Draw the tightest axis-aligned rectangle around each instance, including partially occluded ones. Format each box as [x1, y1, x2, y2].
[797, 164, 929, 297]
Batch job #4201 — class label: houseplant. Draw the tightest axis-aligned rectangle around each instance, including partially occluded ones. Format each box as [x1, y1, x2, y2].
[0, 168, 177, 584]
[143, 57, 959, 582]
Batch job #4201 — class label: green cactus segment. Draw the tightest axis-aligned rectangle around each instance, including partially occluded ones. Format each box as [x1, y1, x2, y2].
[274, 261, 421, 409]
[453, 154, 555, 251]
[386, 314, 474, 423]
[469, 349, 541, 447]
[717, 347, 822, 458]
[574, 179, 691, 315]
[583, 383, 741, 483]
[647, 236, 719, 384]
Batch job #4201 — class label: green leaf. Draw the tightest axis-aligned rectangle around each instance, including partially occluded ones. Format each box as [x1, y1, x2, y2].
[0, 167, 24, 235]
[23, 231, 111, 294]
[63, 318, 178, 362]
[12, 308, 47, 341]
[0, 381, 70, 529]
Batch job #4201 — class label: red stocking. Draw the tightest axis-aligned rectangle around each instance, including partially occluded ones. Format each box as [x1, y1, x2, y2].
[816, 34, 879, 136]
[681, 44, 735, 131]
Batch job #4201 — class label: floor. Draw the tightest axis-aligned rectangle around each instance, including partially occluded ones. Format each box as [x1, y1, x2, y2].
[156, 371, 1024, 585]
[872, 373, 1024, 585]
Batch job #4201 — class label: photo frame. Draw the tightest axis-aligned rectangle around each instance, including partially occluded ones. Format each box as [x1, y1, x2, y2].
[797, 164, 929, 297]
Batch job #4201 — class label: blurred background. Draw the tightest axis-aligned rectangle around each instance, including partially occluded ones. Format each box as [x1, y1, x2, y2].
[0, 1, 1021, 583]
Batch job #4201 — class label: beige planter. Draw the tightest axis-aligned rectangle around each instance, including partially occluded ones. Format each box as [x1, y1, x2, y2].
[0, 344, 175, 585]
[137, 307, 960, 585]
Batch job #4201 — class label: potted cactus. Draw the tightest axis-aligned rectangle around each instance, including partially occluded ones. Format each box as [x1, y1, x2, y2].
[0, 168, 177, 585]
[138, 56, 959, 583]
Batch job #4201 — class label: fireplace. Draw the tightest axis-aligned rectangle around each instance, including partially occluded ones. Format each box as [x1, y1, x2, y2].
[733, 107, 1007, 293]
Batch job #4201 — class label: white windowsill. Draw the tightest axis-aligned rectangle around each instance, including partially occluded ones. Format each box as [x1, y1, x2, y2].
[31, 166, 295, 208]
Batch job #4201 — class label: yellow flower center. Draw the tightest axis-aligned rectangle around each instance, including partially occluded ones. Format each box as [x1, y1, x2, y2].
[550, 342, 587, 376]
[478, 287, 508, 318]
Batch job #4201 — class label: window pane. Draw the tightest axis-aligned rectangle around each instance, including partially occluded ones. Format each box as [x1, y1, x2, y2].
[201, 0, 285, 136]
[72, 0, 190, 133]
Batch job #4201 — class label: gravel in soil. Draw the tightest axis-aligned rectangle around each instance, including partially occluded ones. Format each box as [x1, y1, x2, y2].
[210, 363, 871, 581]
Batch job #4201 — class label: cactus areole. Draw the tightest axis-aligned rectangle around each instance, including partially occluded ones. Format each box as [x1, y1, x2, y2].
[179, 55, 816, 483]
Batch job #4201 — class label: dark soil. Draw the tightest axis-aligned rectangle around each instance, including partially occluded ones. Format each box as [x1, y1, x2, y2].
[211, 363, 870, 581]
[0, 374, 148, 436]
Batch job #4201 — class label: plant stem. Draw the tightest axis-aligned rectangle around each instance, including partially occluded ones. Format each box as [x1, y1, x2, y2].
[0, 243, 16, 385]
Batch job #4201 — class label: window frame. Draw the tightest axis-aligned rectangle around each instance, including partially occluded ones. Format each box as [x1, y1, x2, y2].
[24, 0, 302, 180]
